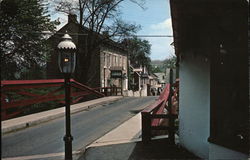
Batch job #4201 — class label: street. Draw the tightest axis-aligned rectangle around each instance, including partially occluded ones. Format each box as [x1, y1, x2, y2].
[2, 96, 157, 159]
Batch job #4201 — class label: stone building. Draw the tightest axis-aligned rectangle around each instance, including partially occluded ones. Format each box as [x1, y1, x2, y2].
[46, 14, 128, 91]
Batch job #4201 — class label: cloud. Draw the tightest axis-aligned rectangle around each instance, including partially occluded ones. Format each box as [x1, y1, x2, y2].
[150, 18, 172, 31]
[146, 18, 174, 60]
[147, 36, 175, 60]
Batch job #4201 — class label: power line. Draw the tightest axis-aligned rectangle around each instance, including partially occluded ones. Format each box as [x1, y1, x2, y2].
[20, 31, 88, 36]
[113, 34, 173, 38]
[19, 31, 173, 38]
[127, 35, 173, 38]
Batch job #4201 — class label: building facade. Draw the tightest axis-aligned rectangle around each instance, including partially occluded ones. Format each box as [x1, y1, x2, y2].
[47, 14, 128, 91]
[100, 48, 128, 90]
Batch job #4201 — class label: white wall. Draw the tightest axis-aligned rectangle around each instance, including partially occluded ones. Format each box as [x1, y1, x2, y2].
[179, 54, 210, 159]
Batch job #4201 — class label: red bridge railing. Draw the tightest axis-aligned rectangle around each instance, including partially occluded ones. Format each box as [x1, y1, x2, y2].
[1, 79, 105, 121]
[141, 69, 178, 143]
[141, 83, 178, 143]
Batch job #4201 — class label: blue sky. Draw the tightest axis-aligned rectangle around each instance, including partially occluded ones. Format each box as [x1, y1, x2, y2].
[120, 0, 174, 60]
[52, 0, 174, 60]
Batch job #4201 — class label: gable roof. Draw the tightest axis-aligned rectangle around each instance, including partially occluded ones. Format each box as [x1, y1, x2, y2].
[49, 14, 127, 54]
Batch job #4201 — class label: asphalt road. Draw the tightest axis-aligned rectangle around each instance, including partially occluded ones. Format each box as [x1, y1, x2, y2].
[2, 96, 157, 159]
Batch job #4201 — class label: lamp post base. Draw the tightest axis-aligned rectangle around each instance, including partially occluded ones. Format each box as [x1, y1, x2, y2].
[64, 135, 73, 160]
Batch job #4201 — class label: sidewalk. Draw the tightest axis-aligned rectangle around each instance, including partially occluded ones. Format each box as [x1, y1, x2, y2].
[78, 113, 200, 160]
[2, 96, 122, 134]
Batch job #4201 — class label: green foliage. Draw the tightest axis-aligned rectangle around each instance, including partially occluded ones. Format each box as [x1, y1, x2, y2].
[0, 0, 59, 80]
[150, 56, 177, 73]
[163, 56, 177, 69]
[124, 37, 151, 69]
[151, 66, 163, 73]
[5, 86, 63, 118]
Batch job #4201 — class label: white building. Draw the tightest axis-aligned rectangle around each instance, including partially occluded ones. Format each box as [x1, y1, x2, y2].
[170, 0, 249, 159]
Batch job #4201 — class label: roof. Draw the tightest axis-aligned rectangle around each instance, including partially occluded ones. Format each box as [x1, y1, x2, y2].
[154, 72, 166, 83]
[169, 0, 247, 57]
[49, 15, 127, 54]
[141, 73, 149, 78]
[149, 73, 159, 79]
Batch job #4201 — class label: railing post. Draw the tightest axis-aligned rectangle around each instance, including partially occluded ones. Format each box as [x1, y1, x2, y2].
[104, 88, 107, 96]
[1, 110, 7, 121]
[168, 68, 175, 145]
[142, 112, 151, 143]
[1, 95, 7, 120]
[116, 86, 118, 96]
[112, 86, 114, 96]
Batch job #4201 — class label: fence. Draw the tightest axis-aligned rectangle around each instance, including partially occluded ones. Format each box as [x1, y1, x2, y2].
[141, 69, 178, 144]
[1, 79, 105, 120]
[93, 86, 122, 96]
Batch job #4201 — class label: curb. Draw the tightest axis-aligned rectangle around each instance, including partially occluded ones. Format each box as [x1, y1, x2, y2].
[2, 96, 123, 134]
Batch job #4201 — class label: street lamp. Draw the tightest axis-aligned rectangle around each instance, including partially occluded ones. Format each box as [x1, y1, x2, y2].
[57, 32, 76, 160]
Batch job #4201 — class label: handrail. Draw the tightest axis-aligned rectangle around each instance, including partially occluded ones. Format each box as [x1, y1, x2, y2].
[71, 79, 105, 97]
[141, 77, 178, 143]
[93, 86, 122, 96]
[142, 84, 170, 128]
[142, 84, 170, 114]
[1, 79, 105, 120]
[1, 79, 65, 86]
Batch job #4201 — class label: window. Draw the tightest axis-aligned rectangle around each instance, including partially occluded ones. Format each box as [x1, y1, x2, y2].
[111, 55, 114, 67]
[107, 54, 110, 67]
[115, 56, 118, 66]
[123, 57, 126, 68]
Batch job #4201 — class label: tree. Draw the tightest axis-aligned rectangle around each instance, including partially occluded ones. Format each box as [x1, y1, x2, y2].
[52, 0, 144, 85]
[53, 0, 144, 44]
[163, 56, 177, 69]
[151, 66, 163, 73]
[54, 0, 145, 28]
[122, 37, 151, 90]
[123, 37, 151, 69]
[0, 0, 59, 80]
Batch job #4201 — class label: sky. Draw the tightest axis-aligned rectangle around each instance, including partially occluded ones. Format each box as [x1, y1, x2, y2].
[119, 0, 174, 60]
[51, 0, 174, 61]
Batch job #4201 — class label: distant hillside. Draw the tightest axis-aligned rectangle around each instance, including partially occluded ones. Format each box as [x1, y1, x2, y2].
[151, 56, 177, 72]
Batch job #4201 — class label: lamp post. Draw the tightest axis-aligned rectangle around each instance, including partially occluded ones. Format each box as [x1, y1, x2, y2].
[57, 32, 76, 160]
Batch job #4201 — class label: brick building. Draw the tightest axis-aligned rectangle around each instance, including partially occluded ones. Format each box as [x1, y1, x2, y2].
[46, 14, 128, 91]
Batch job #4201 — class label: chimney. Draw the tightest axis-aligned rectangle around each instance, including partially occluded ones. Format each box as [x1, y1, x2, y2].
[102, 31, 109, 38]
[68, 14, 77, 23]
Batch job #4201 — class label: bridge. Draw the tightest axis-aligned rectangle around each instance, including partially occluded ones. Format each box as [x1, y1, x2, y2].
[1, 78, 182, 160]
[1, 79, 122, 120]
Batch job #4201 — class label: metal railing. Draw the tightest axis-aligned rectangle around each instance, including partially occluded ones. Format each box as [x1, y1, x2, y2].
[1, 79, 105, 120]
